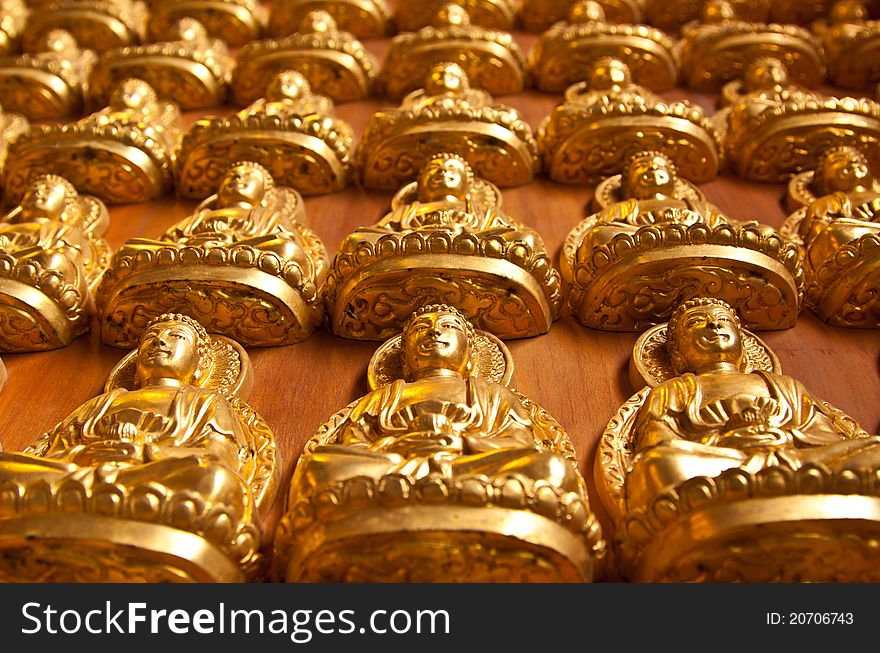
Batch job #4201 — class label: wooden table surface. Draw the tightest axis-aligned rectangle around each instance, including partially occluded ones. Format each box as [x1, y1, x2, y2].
[1, 25, 879, 579]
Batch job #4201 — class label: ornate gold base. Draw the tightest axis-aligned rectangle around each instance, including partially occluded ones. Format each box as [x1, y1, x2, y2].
[232, 48, 374, 104]
[277, 505, 595, 582]
[623, 492, 880, 582]
[268, 1, 390, 40]
[99, 264, 322, 347]
[328, 252, 555, 340]
[563, 238, 801, 331]
[88, 56, 228, 111]
[805, 233, 880, 328]
[4, 133, 171, 204]
[722, 107, 880, 182]
[150, 1, 265, 47]
[0, 67, 82, 120]
[0, 278, 85, 352]
[539, 111, 721, 184]
[356, 121, 536, 189]
[177, 120, 349, 198]
[0, 514, 245, 582]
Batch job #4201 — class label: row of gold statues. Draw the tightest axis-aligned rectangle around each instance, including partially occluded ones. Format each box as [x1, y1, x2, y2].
[2, 0, 878, 46]
[0, 141, 878, 355]
[5, 298, 880, 582]
[1, 52, 878, 198]
[0, 1, 879, 119]
[1, 0, 880, 584]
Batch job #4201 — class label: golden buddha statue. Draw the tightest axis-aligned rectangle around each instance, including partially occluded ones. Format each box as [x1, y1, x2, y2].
[813, 0, 880, 89]
[0, 313, 279, 581]
[325, 153, 561, 340]
[274, 304, 605, 582]
[521, 0, 644, 32]
[537, 57, 722, 184]
[528, 1, 678, 93]
[177, 70, 353, 199]
[394, 0, 519, 31]
[642, 0, 768, 33]
[88, 17, 233, 111]
[780, 147, 880, 328]
[380, 3, 526, 100]
[233, 10, 378, 104]
[0, 0, 27, 55]
[0, 174, 110, 351]
[561, 150, 803, 331]
[97, 161, 329, 348]
[598, 297, 880, 581]
[713, 56, 880, 182]
[268, 0, 390, 40]
[0, 101, 28, 176]
[677, 0, 825, 91]
[148, 0, 267, 47]
[327, 153, 561, 340]
[21, 0, 147, 54]
[5, 78, 180, 203]
[785, 142, 880, 212]
[0, 29, 95, 120]
[355, 62, 538, 190]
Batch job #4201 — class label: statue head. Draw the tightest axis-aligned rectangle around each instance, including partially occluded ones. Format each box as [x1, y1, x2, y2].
[743, 57, 789, 91]
[402, 304, 476, 380]
[109, 78, 158, 112]
[40, 29, 77, 53]
[570, 1, 606, 23]
[300, 9, 338, 34]
[136, 313, 210, 388]
[265, 70, 311, 103]
[424, 62, 470, 96]
[701, 0, 736, 23]
[588, 57, 632, 91]
[217, 161, 275, 209]
[831, 0, 868, 23]
[623, 151, 678, 201]
[816, 146, 873, 195]
[433, 3, 471, 27]
[667, 298, 744, 375]
[417, 153, 474, 204]
[18, 174, 78, 221]
[176, 17, 209, 43]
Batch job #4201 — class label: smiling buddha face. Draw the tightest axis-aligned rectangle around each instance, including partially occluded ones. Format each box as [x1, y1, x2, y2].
[401, 304, 476, 380]
[416, 153, 473, 204]
[666, 297, 744, 375]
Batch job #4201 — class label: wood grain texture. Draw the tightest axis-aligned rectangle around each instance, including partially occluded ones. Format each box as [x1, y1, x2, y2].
[1, 23, 879, 578]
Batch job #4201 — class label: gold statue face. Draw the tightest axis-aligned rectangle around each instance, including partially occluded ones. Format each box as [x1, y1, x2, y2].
[266, 70, 310, 102]
[20, 176, 73, 219]
[136, 319, 202, 386]
[42, 29, 76, 53]
[831, 0, 868, 23]
[402, 309, 472, 379]
[434, 3, 470, 27]
[743, 58, 789, 91]
[570, 0, 606, 23]
[702, 0, 736, 23]
[625, 152, 677, 200]
[425, 62, 469, 95]
[588, 58, 631, 91]
[217, 163, 269, 208]
[671, 303, 744, 373]
[819, 147, 873, 193]
[417, 156, 471, 203]
[177, 17, 208, 42]
[300, 9, 337, 33]
[111, 79, 157, 111]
